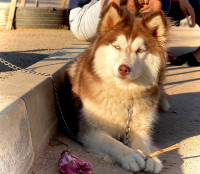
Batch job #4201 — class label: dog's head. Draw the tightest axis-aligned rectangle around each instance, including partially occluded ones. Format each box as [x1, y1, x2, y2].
[92, 3, 170, 88]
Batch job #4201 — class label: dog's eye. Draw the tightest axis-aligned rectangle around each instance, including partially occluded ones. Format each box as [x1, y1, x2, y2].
[113, 45, 120, 50]
[137, 49, 145, 53]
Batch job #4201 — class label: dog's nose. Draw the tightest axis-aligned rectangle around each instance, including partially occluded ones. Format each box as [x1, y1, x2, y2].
[118, 64, 130, 76]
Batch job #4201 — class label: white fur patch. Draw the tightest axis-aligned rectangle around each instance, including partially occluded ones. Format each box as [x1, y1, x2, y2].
[147, 15, 166, 43]
[145, 157, 163, 173]
[147, 16, 163, 30]
[112, 35, 128, 50]
[130, 37, 146, 53]
[94, 36, 161, 88]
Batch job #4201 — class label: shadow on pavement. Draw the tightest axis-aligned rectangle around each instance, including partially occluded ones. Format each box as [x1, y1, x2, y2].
[0, 45, 88, 73]
[168, 46, 199, 58]
[153, 92, 200, 173]
[0, 50, 49, 72]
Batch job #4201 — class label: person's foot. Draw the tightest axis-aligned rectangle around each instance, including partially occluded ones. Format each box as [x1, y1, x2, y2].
[169, 47, 200, 66]
[169, 53, 189, 66]
[192, 47, 200, 62]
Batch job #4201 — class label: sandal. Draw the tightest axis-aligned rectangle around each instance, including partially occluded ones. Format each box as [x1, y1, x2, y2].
[169, 53, 188, 66]
[187, 53, 200, 66]
[169, 52, 200, 66]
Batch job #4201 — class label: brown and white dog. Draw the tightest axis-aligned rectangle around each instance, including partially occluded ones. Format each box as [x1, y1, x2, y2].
[66, 3, 170, 173]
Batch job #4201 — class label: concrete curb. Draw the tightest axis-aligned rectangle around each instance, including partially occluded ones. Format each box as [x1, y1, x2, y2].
[0, 42, 89, 174]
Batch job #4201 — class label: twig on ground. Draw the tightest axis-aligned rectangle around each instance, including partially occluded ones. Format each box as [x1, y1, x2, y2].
[148, 144, 179, 158]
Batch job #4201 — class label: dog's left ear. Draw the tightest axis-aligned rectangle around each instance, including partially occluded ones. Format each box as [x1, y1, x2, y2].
[99, 2, 123, 35]
[143, 11, 170, 44]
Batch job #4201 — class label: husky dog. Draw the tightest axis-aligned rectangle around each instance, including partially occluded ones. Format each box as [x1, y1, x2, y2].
[66, 2, 170, 173]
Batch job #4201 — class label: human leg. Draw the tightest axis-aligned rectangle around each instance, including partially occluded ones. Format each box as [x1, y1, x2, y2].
[169, 47, 200, 66]
[166, 0, 200, 66]
[69, 0, 101, 41]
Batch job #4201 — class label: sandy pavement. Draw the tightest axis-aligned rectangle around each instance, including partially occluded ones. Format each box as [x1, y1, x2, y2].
[0, 29, 77, 80]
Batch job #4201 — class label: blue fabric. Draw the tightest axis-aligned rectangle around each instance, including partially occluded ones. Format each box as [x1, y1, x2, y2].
[167, 0, 200, 26]
[161, 0, 171, 14]
[189, 0, 200, 26]
[68, 0, 91, 10]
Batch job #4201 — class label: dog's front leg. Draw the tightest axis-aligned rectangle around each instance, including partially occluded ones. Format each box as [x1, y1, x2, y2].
[130, 131, 163, 174]
[79, 130, 145, 172]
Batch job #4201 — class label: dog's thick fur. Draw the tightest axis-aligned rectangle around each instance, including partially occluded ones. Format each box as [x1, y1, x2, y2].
[66, 3, 170, 173]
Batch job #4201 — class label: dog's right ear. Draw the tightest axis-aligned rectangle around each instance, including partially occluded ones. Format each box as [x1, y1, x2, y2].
[99, 2, 123, 35]
[143, 11, 171, 44]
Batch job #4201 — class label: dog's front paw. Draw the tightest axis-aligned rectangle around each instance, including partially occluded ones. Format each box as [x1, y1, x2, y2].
[121, 150, 145, 172]
[145, 157, 163, 174]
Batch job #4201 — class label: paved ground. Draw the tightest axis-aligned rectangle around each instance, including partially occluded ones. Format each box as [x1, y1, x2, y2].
[0, 0, 71, 80]
[0, 29, 77, 80]
[0, 26, 200, 174]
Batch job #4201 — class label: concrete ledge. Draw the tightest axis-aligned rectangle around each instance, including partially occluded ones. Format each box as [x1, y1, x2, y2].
[0, 42, 89, 174]
[0, 98, 34, 174]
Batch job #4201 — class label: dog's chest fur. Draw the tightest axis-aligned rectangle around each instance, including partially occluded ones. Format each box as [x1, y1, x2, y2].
[84, 87, 157, 139]
[66, 4, 170, 143]
[68, 56, 159, 140]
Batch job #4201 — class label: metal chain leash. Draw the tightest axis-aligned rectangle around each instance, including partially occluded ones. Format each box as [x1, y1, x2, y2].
[0, 58, 76, 140]
[124, 107, 132, 147]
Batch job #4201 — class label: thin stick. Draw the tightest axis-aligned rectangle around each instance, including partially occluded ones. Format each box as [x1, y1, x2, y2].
[21, 0, 26, 7]
[148, 144, 179, 158]
[6, 0, 18, 30]
[61, 0, 66, 8]
[35, 0, 38, 7]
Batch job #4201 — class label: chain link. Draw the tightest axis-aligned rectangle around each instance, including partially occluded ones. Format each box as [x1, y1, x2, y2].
[124, 107, 132, 147]
[0, 58, 76, 140]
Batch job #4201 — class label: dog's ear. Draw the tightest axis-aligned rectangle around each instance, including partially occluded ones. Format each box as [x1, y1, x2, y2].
[99, 2, 123, 35]
[143, 11, 170, 44]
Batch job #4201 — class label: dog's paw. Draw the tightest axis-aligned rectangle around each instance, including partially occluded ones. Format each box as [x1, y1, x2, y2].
[144, 157, 163, 174]
[121, 150, 145, 172]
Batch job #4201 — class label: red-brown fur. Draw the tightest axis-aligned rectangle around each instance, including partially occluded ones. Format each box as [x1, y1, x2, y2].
[66, 3, 171, 173]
